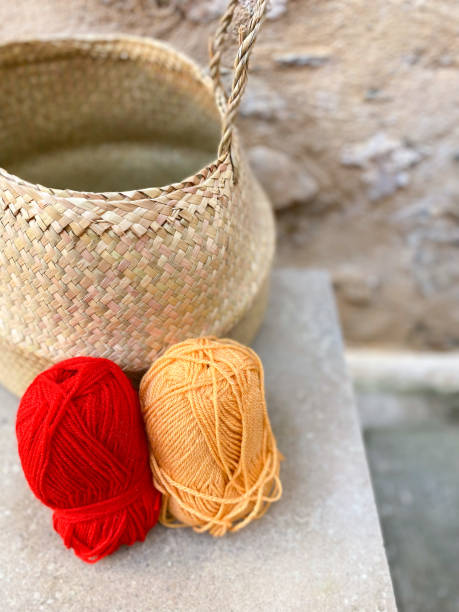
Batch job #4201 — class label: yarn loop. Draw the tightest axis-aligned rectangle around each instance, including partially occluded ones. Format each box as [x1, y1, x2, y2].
[16, 356, 161, 562]
[140, 337, 282, 536]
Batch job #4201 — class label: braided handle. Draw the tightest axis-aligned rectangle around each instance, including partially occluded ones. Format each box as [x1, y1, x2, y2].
[209, 0, 268, 159]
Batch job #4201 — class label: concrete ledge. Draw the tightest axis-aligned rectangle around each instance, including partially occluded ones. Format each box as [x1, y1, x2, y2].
[0, 269, 396, 611]
[348, 349, 459, 394]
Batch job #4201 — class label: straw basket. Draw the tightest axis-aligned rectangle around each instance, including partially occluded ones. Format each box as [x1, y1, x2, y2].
[0, 0, 275, 396]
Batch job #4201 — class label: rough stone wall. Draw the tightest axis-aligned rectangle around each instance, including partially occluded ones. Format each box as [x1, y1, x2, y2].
[1, 0, 458, 349]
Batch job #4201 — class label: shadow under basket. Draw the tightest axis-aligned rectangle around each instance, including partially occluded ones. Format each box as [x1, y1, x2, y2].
[0, 31, 275, 396]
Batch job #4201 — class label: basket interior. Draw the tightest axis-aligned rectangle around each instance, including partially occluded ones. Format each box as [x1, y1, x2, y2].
[0, 39, 221, 192]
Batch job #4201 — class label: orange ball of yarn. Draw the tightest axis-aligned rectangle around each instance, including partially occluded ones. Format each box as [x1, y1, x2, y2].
[139, 337, 282, 536]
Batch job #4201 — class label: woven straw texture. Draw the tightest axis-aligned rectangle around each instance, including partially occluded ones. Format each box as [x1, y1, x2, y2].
[0, 1, 274, 396]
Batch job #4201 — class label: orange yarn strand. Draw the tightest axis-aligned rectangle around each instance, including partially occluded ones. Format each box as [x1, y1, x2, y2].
[139, 337, 282, 536]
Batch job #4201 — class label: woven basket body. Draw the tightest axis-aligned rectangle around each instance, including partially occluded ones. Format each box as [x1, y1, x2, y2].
[0, 7, 274, 396]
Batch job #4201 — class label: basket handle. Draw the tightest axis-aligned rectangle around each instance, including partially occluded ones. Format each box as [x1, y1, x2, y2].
[209, 0, 268, 160]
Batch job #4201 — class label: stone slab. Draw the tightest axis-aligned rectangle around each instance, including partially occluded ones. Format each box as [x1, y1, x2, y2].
[0, 269, 396, 611]
[348, 350, 459, 394]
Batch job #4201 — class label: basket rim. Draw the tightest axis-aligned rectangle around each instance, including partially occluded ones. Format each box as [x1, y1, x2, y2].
[0, 33, 230, 200]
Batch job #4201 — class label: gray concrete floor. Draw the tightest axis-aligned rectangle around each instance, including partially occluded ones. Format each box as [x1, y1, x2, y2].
[359, 392, 459, 612]
[0, 271, 396, 611]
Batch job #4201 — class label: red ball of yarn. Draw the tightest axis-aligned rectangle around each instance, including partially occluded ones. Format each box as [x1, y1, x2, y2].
[16, 356, 161, 563]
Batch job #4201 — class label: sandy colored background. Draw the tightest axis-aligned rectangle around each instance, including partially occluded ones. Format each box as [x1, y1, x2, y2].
[1, 0, 458, 350]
